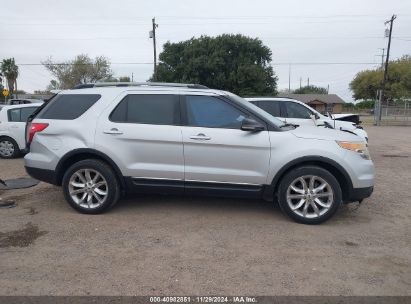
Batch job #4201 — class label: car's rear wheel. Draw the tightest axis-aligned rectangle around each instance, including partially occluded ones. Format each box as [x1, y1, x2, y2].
[278, 166, 342, 224]
[0, 137, 19, 159]
[62, 159, 120, 214]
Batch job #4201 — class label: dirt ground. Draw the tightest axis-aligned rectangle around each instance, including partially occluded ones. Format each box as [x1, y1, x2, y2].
[0, 126, 410, 296]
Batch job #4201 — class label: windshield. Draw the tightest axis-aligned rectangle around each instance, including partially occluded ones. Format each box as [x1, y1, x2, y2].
[225, 92, 285, 127]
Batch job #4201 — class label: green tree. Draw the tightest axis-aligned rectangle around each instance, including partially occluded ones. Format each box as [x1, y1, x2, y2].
[152, 34, 278, 96]
[293, 85, 327, 94]
[119, 76, 131, 82]
[0, 82, 4, 103]
[1, 58, 19, 95]
[46, 80, 60, 91]
[350, 55, 411, 100]
[43, 54, 113, 89]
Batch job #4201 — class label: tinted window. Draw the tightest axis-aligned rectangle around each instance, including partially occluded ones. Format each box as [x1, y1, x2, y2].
[110, 94, 179, 125]
[37, 94, 101, 120]
[285, 101, 312, 119]
[20, 107, 37, 122]
[257, 100, 281, 117]
[8, 107, 38, 122]
[8, 109, 20, 122]
[186, 96, 246, 129]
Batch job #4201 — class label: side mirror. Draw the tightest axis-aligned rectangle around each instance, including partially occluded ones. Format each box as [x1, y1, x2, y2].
[241, 118, 265, 132]
[309, 114, 317, 126]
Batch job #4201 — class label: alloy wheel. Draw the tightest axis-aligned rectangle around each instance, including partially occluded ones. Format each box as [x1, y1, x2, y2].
[68, 169, 108, 209]
[286, 175, 334, 219]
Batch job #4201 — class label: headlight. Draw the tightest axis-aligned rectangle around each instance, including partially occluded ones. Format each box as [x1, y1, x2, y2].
[336, 141, 371, 160]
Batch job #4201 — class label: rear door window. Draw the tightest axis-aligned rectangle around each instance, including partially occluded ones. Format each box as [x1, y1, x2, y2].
[8, 107, 38, 122]
[20, 107, 38, 122]
[8, 109, 21, 122]
[37, 94, 101, 120]
[257, 100, 282, 117]
[110, 94, 180, 125]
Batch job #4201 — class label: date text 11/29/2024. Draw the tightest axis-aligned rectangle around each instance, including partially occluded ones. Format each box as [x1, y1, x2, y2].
[150, 296, 257, 303]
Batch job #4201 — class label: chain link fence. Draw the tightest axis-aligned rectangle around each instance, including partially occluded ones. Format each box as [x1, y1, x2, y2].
[373, 101, 411, 126]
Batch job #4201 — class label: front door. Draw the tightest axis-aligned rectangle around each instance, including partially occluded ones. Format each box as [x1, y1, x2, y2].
[181, 94, 271, 186]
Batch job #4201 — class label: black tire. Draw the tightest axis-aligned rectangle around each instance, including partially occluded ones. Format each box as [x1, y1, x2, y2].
[277, 166, 342, 225]
[62, 159, 120, 214]
[0, 137, 20, 159]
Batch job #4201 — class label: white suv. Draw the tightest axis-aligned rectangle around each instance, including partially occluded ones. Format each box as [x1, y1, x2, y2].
[246, 97, 368, 142]
[24, 83, 374, 224]
[0, 104, 40, 158]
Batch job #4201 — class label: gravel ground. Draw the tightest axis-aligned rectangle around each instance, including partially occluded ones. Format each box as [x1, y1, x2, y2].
[0, 126, 410, 296]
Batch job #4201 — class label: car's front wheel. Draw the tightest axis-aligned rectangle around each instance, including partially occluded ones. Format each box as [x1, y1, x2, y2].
[62, 159, 120, 214]
[278, 166, 342, 224]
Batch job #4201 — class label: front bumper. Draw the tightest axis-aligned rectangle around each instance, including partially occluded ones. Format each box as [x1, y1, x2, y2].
[346, 186, 374, 203]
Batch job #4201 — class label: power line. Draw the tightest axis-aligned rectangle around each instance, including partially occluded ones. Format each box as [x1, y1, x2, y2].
[3, 36, 410, 41]
[2, 13, 410, 23]
[17, 61, 379, 66]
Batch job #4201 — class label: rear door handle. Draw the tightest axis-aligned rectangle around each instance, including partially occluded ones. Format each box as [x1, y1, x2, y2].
[104, 128, 123, 135]
[189, 133, 211, 140]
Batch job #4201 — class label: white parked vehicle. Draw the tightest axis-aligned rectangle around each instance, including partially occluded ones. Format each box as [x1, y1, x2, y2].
[24, 83, 374, 224]
[246, 97, 368, 142]
[5, 98, 44, 105]
[0, 104, 40, 158]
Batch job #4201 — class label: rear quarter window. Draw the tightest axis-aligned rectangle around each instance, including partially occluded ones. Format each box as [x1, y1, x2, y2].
[37, 94, 101, 120]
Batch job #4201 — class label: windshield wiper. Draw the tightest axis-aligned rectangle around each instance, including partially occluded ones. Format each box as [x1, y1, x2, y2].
[280, 123, 299, 128]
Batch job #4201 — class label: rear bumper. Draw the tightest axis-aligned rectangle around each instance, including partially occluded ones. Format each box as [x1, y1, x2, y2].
[346, 186, 374, 203]
[25, 166, 59, 185]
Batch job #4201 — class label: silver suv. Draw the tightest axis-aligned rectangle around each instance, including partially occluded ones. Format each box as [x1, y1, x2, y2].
[24, 83, 374, 224]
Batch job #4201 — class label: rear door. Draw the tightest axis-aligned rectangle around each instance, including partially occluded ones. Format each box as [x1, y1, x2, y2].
[181, 93, 271, 186]
[95, 92, 184, 186]
[7, 106, 38, 149]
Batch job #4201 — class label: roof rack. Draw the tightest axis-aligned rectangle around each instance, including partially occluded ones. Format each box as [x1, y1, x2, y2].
[72, 82, 209, 90]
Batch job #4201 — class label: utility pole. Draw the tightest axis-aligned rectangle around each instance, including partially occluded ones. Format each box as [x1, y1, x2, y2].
[307, 77, 310, 86]
[131, 72, 134, 82]
[149, 18, 158, 76]
[299, 77, 302, 89]
[378, 48, 385, 68]
[377, 14, 396, 124]
[288, 64, 291, 92]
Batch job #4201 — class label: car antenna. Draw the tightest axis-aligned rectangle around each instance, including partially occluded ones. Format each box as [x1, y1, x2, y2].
[328, 111, 336, 129]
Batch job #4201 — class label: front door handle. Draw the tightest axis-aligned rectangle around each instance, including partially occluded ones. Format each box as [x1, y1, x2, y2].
[104, 128, 123, 135]
[189, 133, 211, 140]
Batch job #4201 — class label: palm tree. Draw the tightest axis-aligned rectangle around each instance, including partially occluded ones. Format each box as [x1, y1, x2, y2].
[1, 58, 19, 94]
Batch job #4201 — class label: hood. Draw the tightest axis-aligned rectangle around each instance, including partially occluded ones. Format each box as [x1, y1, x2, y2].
[290, 125, 362, 142]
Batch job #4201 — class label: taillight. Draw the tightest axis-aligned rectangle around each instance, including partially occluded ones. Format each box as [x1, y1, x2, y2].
[29, 123, 49, 143]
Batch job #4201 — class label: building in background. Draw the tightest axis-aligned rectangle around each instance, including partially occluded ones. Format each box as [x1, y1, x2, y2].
[277, 94, 345, 114]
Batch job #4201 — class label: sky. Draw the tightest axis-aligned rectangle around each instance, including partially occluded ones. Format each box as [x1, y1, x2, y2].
[1, 0, 411, 101]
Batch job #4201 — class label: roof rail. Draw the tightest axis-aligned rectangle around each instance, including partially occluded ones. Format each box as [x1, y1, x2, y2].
[72, 82, 209, 90]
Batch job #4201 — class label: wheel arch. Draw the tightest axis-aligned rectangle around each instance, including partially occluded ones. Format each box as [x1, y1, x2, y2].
[55, 148, 126, 191]
[0, 135, 18, 145]
[264, 156, 353, 202]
